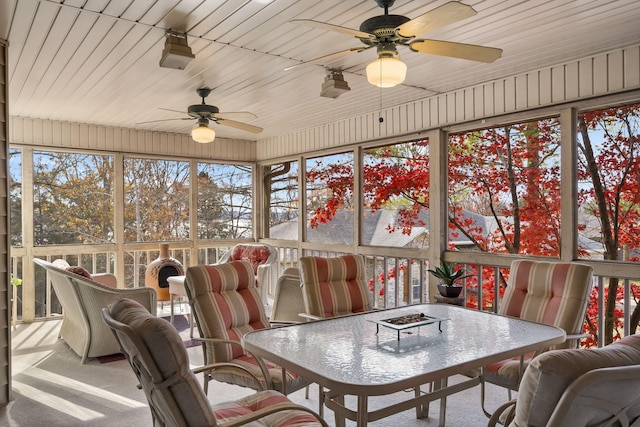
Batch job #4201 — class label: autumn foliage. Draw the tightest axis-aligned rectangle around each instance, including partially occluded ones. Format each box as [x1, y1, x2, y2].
[306, 103, 640, 346]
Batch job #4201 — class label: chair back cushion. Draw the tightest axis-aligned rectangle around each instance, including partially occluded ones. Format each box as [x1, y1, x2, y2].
[499, 260, 593, 349]
[512, 334, 640, 427]
[104, 298, 216, 427]
[185, 261, 270, 362]
[299, 254, 372, 318]
[230, 244, 273, 275]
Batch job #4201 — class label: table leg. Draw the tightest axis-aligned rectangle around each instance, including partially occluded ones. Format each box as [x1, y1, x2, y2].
[334, 395, 346, 427]
[437, 377, 448, 427]
[356, 395, 368, 427]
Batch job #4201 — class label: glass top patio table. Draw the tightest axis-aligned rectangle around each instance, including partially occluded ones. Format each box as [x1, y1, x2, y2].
[242, 304, 565, 426]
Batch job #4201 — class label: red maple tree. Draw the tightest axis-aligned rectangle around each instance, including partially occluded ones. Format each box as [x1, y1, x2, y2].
[305, 104, 640, 346]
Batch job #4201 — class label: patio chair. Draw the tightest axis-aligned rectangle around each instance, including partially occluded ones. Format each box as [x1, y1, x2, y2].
[298, 254, 373, 320]
[270, 267, 306, 324]
[34, 257, 157, 363]
[488, 334, 640, 427]
[216, 243, 278, 303]
[184, 261, 310, 396]
[101, 298, 328, 427]
[480, 260, 594, 417]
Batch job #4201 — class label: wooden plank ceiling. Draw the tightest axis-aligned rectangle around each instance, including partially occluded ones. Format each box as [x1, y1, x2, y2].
[1, 0, 639, 141]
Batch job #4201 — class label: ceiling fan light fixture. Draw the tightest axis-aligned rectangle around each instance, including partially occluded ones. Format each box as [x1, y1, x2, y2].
[191, 119, 216, 143]
[366, 51, 407, 88]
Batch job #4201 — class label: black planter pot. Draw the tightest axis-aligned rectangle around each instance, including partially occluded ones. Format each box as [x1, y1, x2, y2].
[437, 284, 463, 298]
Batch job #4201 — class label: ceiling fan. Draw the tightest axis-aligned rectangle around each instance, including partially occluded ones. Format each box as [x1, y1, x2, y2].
[288, 0, 503, 88]
[140, 88, 263, 143]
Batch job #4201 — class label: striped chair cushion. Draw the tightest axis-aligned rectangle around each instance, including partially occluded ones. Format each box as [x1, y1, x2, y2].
[512, 334, 640, 427]
[499, 260, 593, 348]
[109, 298, 218, 427]
[485, 260, 593, 388]
[299, 254, 372, 319]
[213, 389, 323, 426]
[185, 261, 306, 393]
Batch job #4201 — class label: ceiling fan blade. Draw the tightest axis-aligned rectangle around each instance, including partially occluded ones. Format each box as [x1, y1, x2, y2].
[136, 118, 191, 124]
[216, 118, 263, 134]
[410, 39, 502, 63]
[396, 1, 477, 38]
[213, 111, 258, 120]
[291, 19, 375, 40]
[284, 46, 369, 71]
[158, 108, 188, 115]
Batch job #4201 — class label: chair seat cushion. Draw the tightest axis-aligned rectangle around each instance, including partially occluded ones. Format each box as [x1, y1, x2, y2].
[212, 389, 323, 426]
[483, 351, 536, 389]
[211, 354, 309, 394]
[512, 334, 640, 427]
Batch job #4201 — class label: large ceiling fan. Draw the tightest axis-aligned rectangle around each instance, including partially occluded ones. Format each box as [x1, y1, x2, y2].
[288, 0, 502, 88]
[140, 88, 263, 143]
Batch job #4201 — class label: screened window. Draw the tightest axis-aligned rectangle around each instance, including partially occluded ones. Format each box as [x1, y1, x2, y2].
[362, 140, 430, 248]
[197, 163, 253, 240]
[448, 119, 562, 256]
[577, 103, 640, 262]
[10, 148, 22, 247]
[305, 152, 354, 244]
[268, 160, 299, 240]
[124, 158, 189, 242]
[34, 151, 115, 245]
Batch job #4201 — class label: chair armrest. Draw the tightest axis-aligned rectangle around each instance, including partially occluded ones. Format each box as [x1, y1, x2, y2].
[192, 362, 265, 391]
[192, 337, 274, 390]
[216, 401, 329, 427]
[487, 399, 517, 427]
[298, 313, 323, 321]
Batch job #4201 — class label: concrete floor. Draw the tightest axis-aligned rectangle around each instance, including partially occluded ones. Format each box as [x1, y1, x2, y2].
[1, 302, 508, 426]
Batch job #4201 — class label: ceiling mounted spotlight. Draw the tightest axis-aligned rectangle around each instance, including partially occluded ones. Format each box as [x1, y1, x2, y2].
[320, 69, 351, 98]
[159, 30, 195, 70]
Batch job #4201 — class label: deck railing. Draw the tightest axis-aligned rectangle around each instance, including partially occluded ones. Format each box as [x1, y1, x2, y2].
[12, 241, 639, 348]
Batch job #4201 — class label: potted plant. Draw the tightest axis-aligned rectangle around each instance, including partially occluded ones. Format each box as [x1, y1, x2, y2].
[427, 259, 471, 298]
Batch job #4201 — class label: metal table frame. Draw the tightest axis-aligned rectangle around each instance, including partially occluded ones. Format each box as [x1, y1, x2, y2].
[243, 304, 565, 427]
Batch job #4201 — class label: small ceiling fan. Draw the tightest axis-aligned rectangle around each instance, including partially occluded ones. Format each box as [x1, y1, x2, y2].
[139, 88, 263, 143]
[287, 0, 502, 88]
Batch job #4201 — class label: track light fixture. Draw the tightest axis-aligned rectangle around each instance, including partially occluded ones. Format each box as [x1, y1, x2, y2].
[320, 69, 351, 98]
[159, 30, 195, 70]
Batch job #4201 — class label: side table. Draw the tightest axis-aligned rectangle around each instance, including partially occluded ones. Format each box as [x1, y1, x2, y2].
[434, 294, 466, 306]
[167, 275, 193, 336]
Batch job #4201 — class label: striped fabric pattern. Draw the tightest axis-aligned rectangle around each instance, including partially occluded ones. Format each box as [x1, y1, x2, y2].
[299, 254, 372, 319]
[185, 261, 307, 394]
[107, 299, 323, 427]
[484, 260, 593, 387]
[213, 389, 323, 426]
[499, 260, 593, 348]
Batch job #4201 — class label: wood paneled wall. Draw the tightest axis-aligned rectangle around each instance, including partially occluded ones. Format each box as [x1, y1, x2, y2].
[9, 117, 255, 162]
[1, 38, 10, 404]
[257, 44, 640, 161]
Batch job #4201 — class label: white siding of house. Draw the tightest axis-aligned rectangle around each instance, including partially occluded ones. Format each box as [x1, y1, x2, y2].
[257, 44, 640, 161]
